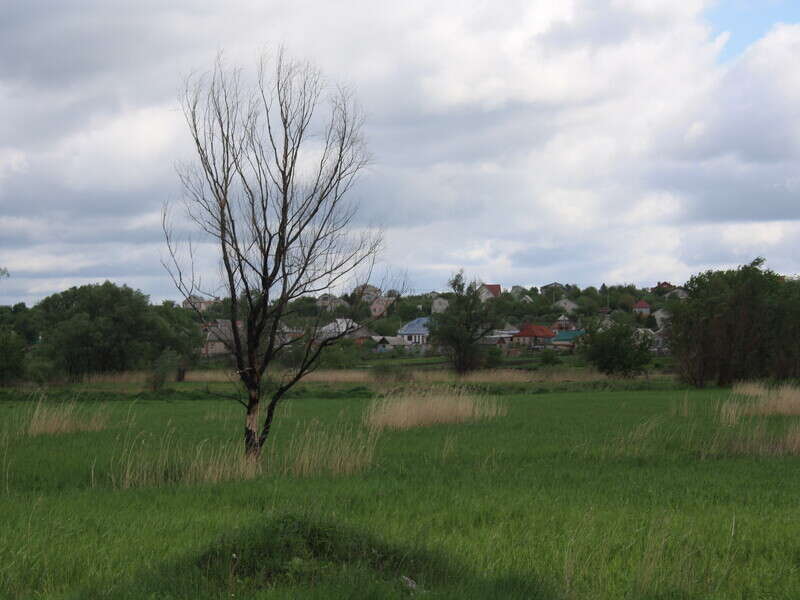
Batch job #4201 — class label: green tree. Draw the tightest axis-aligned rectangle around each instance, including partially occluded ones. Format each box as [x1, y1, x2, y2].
[36, 281, 196, 380]
[0, 327, 25, 385]
[580, 322, 650, 377]
[429, 272, 500, 373]
[669, 258, 797, 387]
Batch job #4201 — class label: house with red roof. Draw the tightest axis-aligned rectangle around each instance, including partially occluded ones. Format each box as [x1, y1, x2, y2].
[632, 300, 651, 317]
[477, 284, 502, 303]
[513, 323, 556, 347]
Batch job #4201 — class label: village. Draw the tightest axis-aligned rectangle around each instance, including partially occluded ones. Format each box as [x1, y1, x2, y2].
[189, 280, 686, 360]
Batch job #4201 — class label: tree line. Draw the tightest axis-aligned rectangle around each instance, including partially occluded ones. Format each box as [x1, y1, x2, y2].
[0, 281, 201, 384]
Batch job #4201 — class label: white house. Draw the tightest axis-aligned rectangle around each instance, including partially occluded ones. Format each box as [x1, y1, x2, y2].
[398, 317, 431, 345]
[477, 284, 501, 303]
[554, 298, 578, 314]
[431, 297, 450, 314]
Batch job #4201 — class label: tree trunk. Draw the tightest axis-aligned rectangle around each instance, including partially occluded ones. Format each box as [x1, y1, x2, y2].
[244, 389, 261, 458]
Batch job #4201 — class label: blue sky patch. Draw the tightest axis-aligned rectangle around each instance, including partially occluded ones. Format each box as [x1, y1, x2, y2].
[706, 0, 800, 61]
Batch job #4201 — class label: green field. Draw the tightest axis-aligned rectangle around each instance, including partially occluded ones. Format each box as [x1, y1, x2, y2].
[1, 380, 799, 599]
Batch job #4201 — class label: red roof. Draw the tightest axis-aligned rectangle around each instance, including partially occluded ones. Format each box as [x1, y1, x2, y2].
[514, 323, 555, 339]
[634, 300, 650, 308]
[482, 284, 501, 298]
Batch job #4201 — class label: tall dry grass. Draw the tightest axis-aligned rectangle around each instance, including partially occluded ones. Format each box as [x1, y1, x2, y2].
[109, 417, 380, 489]
[364, 387, 507, 431]
[26, 399, 109, 436]
[264, 419, 381, 477]
[726, 383, 800, 417]
[110, 429, 260, 489]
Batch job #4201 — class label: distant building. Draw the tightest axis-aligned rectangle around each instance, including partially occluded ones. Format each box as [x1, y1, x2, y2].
[182, 295, 219, 313]
[512, 323, 555, 347]
[317, 319, 373, 343]
[664, 288, 689, 301]
[477, 284, 502, 303]
[552, 314, 574, 331]
[540, 282, 565, 301]
[316, 294, 349, 312]
[370, 335, 408, 353]
[398, 317, 431, 345]
[652, 281, 675, 294]
[370, 296, 395, 318]
[633, 300, 651, 317]
[352, 284, 382, 304]
[653, 308, 671, 329]
[431, 297, 450, 314]
[554, 298, 578, 314]
[552, 329, 585, 351]
[201, 319, 241, 356]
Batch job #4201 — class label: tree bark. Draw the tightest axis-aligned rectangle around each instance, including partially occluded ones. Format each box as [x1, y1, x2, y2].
[244, 389, 261, 458]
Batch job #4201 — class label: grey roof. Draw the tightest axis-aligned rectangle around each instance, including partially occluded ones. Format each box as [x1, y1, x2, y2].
[398, 317, 430, 335]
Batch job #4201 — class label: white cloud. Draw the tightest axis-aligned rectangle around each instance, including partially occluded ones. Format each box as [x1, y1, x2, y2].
[2, 1, 800, 304]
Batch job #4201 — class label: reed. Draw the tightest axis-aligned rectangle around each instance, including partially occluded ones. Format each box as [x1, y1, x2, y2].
[265, 419, 381, 477]
[26, 398, 109, 436]
[364, 386, 506, 431]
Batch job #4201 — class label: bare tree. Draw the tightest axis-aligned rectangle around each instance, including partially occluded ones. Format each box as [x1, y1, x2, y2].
[164, 49, 381, 457]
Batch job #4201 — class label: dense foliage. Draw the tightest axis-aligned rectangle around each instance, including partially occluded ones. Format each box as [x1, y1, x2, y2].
[580, 322, 651, 377]
[670, 259, 800, 387]
[0, 282, 202, 383]
[429, 272, 500, 373]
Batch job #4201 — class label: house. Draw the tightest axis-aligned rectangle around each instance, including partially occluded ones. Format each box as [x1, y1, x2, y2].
[398, 317, 431, 345]
[370, 296, 395, 318]
[182, 295, 219, 313]
[664, 287, 689, 301]
[552, 314, 574, 331]
[652, 281, 675, 294]
[352, 284, 382, 304]
[316, 294, 349, 312]
[632, 300, 651, 316]
[512, 323, 556, 347]
[520, 295, 534, 304]
[201, 319, 241, 356]
[653, 308, 671, 329]
[370, 335, 408, 353]
[554, 298, 578, 314]
[431, 297, 450, 314]
[481, 328, 519, 346]
[552, 329, 585, 351]
[540, 282, 565, 301]
[510, 285, 528, 298]
[477, 284, 502, 303]
[317, 318, 359, 341]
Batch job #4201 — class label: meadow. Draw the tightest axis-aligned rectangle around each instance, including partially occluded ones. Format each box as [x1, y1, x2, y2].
[1, 373, 799, 598]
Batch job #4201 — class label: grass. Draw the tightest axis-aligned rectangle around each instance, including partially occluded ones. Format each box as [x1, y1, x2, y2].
[365, 386, 506, 431]
[1, 380, 800, 598]
[26, 395, 110, 436]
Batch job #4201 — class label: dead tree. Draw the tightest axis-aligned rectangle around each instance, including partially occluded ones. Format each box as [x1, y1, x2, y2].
[164, 50, 381, 457]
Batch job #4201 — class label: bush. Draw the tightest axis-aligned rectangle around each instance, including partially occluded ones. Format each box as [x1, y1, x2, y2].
[0, 327, 26, 385]
[371, 362, 413, 383]
[580, 323, 650, 377]
[484, 346, 504, 369]
[149, 350, 180, 392]
[539, 348, 561, 366]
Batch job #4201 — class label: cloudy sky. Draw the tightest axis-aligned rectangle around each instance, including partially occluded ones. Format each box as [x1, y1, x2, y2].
[2, 0, 800, 305]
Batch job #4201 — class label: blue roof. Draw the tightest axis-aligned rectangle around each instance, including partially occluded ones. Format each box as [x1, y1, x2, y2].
[553, 329, 585, 343]
[398, 317, 430, 335]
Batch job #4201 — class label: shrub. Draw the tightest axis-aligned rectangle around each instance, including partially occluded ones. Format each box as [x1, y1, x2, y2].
[371, 362, 413, 383]
[484, 346, 504, 369]
[148, 350, 180, 392]
[0, 328, 26, 385]
[539, 348, 561, 366]
[580, 323, 650, 377]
